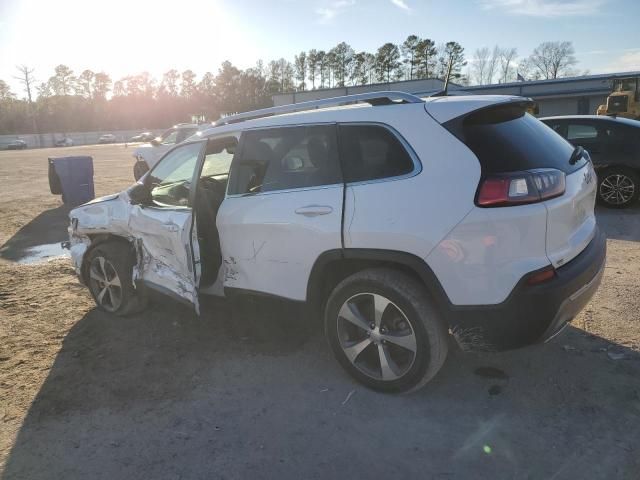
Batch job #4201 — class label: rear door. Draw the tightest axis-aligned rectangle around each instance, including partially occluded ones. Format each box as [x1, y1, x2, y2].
[217, 124, 343, 300]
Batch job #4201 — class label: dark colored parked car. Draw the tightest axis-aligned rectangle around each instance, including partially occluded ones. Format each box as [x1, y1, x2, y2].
[128, 132, 156, 142]
[7, 139, 27, 150]
[541, 115, 640, 208]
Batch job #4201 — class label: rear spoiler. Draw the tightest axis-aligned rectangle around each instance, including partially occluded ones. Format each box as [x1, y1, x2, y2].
[437, 99, 535, 142]
[425, 96, 534, 124]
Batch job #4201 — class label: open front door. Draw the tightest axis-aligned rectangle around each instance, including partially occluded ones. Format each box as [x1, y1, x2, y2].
[128, 141, 205, 309]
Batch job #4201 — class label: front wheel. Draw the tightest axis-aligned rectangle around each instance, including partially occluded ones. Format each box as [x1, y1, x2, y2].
[598, 167, 639, 208]
[85, 242, 147, 316]
[324, 268, 449, 393]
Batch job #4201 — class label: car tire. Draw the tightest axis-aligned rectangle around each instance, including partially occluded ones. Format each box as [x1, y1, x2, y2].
[597, 167, 639, 209]
[133, 160, 149, 181]
[85, 242, 147, 316]
[324, 268, 449, 393]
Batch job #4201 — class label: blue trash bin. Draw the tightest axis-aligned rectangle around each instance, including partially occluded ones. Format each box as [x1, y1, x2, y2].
[48, 156, 95, 207]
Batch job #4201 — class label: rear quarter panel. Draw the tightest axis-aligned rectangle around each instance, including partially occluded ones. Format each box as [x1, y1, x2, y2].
[343, 105, 479, 260]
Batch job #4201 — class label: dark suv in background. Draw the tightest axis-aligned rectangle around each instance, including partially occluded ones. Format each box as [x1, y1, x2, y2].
[541, 115, 640, 208]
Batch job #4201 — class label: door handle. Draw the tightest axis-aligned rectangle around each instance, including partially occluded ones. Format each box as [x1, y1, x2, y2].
[295, 205, 333, 217]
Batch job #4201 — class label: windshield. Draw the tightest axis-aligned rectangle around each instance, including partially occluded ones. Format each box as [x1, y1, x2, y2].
[614, 78, 638, 92]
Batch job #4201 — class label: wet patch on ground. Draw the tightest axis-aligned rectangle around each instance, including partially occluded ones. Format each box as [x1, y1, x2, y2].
[14, 243, 69, 264]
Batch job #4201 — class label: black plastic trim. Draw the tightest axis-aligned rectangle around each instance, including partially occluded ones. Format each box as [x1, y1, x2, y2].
[448, 228, 606, 351]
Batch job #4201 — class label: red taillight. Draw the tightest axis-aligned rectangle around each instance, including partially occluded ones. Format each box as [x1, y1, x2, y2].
[477, 169, 566, 207]
[527, 266, 556, 285]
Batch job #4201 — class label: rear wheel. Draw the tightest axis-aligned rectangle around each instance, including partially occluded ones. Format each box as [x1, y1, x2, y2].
[85, 242, 146, 316]
[325, 268, 449, 393]
[598, 167, 639, 208]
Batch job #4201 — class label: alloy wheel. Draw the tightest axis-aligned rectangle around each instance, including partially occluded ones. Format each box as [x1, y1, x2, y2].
[600, 174, 635, 205]
[336, 293, 417, 382]
[88, 256, 123, 312]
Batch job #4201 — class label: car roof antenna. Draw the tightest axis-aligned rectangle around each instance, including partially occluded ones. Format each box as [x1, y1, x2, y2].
[430, 57, 454, 97]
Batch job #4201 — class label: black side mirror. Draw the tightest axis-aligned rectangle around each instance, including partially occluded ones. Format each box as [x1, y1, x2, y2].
[150, 138, 161, 146]
[129, 182, 152, 205]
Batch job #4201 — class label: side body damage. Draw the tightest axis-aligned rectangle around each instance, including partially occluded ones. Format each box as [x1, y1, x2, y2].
[68, 190, 199, 306]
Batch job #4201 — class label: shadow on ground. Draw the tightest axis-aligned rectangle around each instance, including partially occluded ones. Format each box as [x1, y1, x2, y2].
[0, 205, 71, 262]
[3, 297, 639, 480]
[596, 203, 640, 242]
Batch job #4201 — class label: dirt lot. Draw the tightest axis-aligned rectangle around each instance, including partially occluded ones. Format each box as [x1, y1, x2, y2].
[1, 145, 639, 479]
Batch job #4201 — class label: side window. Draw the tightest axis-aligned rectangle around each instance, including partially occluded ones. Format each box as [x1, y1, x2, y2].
[338, 125, 414, 183]
[161, 129, 179, 145]
[228, 125, 341, 195]
[567, 124, 598, 141]
[147, 142, 203, 207]
[201, 137, 238, 177]
[176, 128, 198, 144]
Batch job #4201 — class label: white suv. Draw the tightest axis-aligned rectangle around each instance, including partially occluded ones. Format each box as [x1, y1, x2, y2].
[67, 92, 606, 392]
[132, 123, 202, 180]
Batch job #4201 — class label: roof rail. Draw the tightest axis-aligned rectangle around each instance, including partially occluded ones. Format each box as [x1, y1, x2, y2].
[214, 91, 424, 126]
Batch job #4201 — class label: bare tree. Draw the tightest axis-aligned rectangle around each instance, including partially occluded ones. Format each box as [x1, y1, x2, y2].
[471, 47, 490, 85]
[15, 65, 39, 135]
[15, 65, 36, 103]
[486, 46, 501, 85]
[527, 41, 577, 79]
[499, 47, 518, 83]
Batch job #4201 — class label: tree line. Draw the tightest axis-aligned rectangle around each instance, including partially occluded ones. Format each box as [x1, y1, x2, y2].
[0, 37, 578, 135]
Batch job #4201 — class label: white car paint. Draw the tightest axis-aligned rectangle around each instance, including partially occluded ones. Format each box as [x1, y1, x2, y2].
[544, 162, 597, 268]
[426, 203, 550, 305]
[69, 94, 599, 314]
[218, 184, 343, 300]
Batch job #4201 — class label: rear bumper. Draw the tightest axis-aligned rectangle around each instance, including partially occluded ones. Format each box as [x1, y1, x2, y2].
[448, 227, 606, 352]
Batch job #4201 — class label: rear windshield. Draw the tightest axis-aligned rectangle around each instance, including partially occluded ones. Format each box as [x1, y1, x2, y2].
[444, 104, 586, 174]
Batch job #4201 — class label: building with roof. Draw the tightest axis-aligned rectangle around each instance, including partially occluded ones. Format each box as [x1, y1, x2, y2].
[272, 71, 640, 117]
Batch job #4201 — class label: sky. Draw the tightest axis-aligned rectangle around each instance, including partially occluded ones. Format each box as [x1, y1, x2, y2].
[1, 0, 639, 97]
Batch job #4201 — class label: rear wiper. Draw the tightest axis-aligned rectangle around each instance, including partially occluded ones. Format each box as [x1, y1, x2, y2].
[569, 145, 584, 165]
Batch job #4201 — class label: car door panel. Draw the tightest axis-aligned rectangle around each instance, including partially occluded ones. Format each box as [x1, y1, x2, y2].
[217, 186, 343, 300]
[129, 141, 205, 308]
[129, 206, 199, 305]
[217, 124, 343, 301]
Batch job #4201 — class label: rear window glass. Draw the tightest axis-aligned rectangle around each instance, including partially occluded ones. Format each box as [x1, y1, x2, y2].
[338, 125, 414, 183]
[228, 125, 341, 195]
[568, 124, 598, 140]
[446, 105, 584, 174]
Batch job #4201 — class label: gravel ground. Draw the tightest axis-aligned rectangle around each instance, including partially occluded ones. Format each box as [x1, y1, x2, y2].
[1, 145, 639, 479]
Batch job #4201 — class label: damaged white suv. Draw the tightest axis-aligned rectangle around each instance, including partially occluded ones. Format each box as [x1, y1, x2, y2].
[67, 92, 606, 392]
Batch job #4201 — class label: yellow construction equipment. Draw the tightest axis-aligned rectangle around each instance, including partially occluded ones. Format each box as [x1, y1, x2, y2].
[596, 76, 640, 119]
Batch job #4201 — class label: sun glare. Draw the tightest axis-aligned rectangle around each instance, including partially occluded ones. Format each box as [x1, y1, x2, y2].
[9, 0, 252, 80]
